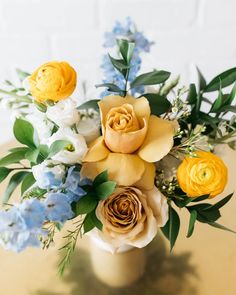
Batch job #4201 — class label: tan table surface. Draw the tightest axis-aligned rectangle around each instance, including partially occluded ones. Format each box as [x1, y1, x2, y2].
[0, 141, 236, 295]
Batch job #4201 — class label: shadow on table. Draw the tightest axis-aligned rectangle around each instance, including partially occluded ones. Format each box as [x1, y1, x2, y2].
[34, 235, 198, 295]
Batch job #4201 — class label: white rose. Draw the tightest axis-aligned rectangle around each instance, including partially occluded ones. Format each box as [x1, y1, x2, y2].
[32, 160, 66, 189]
[90, 186, 168, 253]
[47, 127, 88, 164]
[26, 107, 53, 144]
[46, 98, 80, 127]
[76, 118, 100, 144]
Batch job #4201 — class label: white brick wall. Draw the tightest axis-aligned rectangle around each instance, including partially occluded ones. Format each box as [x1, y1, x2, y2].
[0, 0, 235, 143]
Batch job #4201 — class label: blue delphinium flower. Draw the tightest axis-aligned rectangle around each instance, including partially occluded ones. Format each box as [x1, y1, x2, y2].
[64, 167, 92, 203]
[32, 160, 66, 190]
[17, 199, 46, 229]
[101, 17, 154, 97]
[44, 193, 74, 223]
[0, 205, 46, 252]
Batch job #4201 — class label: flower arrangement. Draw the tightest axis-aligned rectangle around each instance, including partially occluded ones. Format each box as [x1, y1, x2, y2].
[0, 18, 235, 275]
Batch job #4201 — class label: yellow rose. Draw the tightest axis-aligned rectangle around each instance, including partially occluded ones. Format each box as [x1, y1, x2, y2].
[90, 186, 168, 253]
[81, 95, 175, 190]
[28, 61, 77, 103]
[177, 151, 228, 198]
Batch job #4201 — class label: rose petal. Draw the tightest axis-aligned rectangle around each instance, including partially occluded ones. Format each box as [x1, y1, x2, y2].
[81, 153, 145, 186]
[134, 162, 156, 190]
[104, 118, 148, 153]
[138, 115, 174, 163]
[145, 186, 169, 227]
[132, 96, 150, 121]
[83, 136, 110, 162]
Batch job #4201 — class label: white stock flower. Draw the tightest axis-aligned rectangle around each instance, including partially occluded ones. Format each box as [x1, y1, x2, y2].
[47, 127, 88, 164]
[46, 98, 80, 127]
[90, 186, 168, 253]
[26, 107, 53, 144]
[32, 160, 66, 189]
[77, 117, 100, 144]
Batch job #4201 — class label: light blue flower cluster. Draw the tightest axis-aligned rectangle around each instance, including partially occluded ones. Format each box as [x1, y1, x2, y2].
[0, 193, 74, 252]
[101, 17, 154, 97]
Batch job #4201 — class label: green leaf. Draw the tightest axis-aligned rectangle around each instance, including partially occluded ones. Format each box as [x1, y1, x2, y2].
[142, 93, 171, 115]
[117, 39, 135, 64]
[0, 167, 11, 183]
[83, 213, 95, 234]
[0, 150, 28, 166]
[90, 210, 103, 231]
[25, 148, 40, 164]
[3, 171, 29, 204]
[76, 195, 98, 215]
[93, 170, 109, 187]
[225, 82, 236, 105]
[187, 84, 197, 104]
[208, 222, 236, 234]
[13, 118, 39, 148]
[95, 181, 116, 200]
[130, 70, 171, 88]
[187, 210, 197, 238]
[21, 173, 36, 195]
[188, 203, 221, 223]
[48, 140, 71, 158]
[161, 206, 180, 251]
[8, 147, 29, 153]
[191, 195, 209, 202]
[196, 66, 207, 90]
[39, 144, 49, 158]
[203, 193, 234, 212]
[108, 55, 130, 71]
[204, 67, 236, 92]
[210, 88, 224, 113]
[215, 105, 236, 113]
[77, 99, 100, 111]
[95, 83, 125, 95]
[16, 68, 30, 81]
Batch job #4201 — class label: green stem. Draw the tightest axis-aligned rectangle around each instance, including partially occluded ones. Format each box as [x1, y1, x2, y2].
[0, 89, 32, 103]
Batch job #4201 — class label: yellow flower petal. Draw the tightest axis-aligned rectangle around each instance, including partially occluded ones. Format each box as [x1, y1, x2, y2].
[134, 162, 156, 190]
[81, 153, 146, 186]
[138, 115, 174, 163]
[132, 96, 150, 121]
[104, 119, 148, 153]
[83, 136, 109, 162]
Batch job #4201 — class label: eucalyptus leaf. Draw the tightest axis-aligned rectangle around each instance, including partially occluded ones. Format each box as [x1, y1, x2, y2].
[95, 83, 125, 95]
[208, 222, 236, 234]
[108, 54, 130, 70]
[225, 82, 236, 105]
[210, 88, 223, 113]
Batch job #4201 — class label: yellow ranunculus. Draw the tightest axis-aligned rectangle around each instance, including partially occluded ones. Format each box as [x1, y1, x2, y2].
[28, 61, 77, 103]
[177, 151, 228, 198]
[81, 95, 175, 190]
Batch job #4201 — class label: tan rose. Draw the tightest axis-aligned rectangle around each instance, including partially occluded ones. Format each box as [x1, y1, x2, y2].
[91, 186, 168, 253]
[81, 95, 175, 190]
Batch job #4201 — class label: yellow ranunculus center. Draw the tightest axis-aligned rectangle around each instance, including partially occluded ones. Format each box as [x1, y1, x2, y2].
[177, 151, 228, 198]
